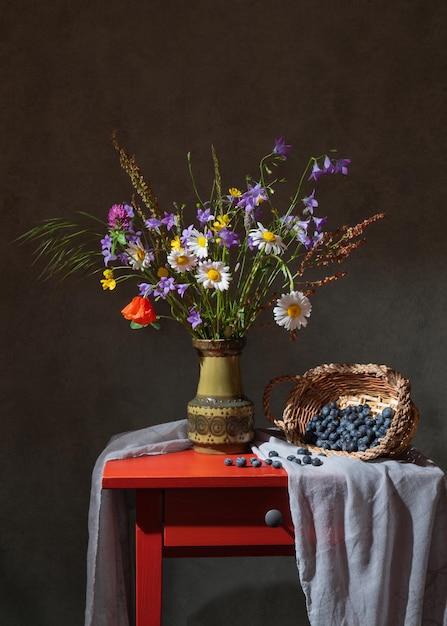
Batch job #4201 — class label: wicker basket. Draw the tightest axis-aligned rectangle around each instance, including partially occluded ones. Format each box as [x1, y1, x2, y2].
[263, 363, 419, 460]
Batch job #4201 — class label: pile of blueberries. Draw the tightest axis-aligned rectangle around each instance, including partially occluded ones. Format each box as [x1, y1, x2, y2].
[303, 400, 395, 453]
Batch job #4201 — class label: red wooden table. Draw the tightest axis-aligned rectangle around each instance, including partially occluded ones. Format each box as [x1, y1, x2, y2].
[103, 449, 295, 626]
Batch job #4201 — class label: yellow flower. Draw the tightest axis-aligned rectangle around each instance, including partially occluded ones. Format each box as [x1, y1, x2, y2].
[100, 269, 116, 291]
[157, 267, 169, 278]
[212, 214, 231, 232]
[229, 187, 241, 198]
[170, 236, 182, 250]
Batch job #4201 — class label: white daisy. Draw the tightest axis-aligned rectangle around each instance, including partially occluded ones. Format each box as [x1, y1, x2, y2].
[186, 229, 209, 258]
[249, 222, 286, 255]
[273, 291, 312, 331]
[195, 260, 231, 291]
[167, 248, 197, 273]
[126, 240, 154, 271]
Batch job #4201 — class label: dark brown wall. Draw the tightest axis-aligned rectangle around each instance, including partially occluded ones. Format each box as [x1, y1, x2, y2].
[3, 1, 447, 624]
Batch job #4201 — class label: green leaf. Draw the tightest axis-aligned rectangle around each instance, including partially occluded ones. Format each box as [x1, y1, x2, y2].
[150, 321, 162, 330]
[130, 321, 145, 329]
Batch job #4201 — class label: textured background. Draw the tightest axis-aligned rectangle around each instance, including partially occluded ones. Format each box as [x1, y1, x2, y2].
[2, 1, 447, 624]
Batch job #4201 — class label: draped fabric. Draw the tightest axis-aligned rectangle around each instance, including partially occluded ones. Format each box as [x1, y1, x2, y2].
[86, 421, 447, 626]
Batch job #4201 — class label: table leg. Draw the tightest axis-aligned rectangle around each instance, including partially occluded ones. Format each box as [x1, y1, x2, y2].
[136, 489, 163, 626]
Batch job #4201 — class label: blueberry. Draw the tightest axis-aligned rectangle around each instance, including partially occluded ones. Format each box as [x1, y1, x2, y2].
[251, 459, 262, 467]
[272, 460, 283, 469]
[224, 457, 233, 466]
[235, 457, 247, 467]
[287, 455, 296, 461]
[268, 450, 279, 457]
[312, 457, 323, 466]
[264, 458, 273, 465]
[297, 447, 309, 455]
[302, 455, 312, 465]
[293, 457, 302, 464]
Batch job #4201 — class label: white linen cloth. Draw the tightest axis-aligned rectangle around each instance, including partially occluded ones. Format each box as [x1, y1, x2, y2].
[253, 435, 447, 626]
[85, 419, 192, 626]
[85, 421, 447, 626]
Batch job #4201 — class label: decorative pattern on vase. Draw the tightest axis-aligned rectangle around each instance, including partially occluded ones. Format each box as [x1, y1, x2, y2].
[187, 338, 255, 454]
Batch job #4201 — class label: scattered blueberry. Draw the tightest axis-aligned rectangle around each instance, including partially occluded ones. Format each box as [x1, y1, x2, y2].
[287, 455, 297, 461]
[224, 458, 233, 466]
[311, 457, 323, 466]
[264, 458, 273, 465]
[293, 457, 302, 465]
[272, 460, 283, 469]
[235, 457, 247, 467]
[251, 459, 262, 467]
[302, 455, 312, 465]
[268, 450, 279, 457]
[297, 447, 309, 455]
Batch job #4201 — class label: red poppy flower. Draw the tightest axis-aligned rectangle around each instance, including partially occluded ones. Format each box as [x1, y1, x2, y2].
[121, 296, 156, 326]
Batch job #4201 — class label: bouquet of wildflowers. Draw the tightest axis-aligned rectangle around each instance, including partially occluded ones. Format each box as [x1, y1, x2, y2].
[23, 133, 383, 340]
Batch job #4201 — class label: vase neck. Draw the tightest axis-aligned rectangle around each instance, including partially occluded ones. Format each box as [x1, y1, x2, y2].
[193, 339, 246, 399]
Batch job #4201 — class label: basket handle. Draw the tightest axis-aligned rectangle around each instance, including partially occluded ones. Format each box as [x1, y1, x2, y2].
[263, 374, 303, 428]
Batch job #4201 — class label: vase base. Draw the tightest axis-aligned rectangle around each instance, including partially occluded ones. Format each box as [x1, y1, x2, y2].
[192, 442, 251, 455]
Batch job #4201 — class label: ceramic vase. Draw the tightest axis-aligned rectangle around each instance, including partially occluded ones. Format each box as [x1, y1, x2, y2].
[187, 338, 255, 454]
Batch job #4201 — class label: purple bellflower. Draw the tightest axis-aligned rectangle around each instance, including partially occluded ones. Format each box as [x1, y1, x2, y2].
[187, 307, 202, 329]
[145, 218, 162, 233]
[302, 189, 319, 214]
[161, 212, 178, 230]
[217, 228, 239, 248]
[237, 183, 268, 213]
[101, 234, 117, 266]
[197, 208, 214, 224]
[273, 136, 292, 159]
